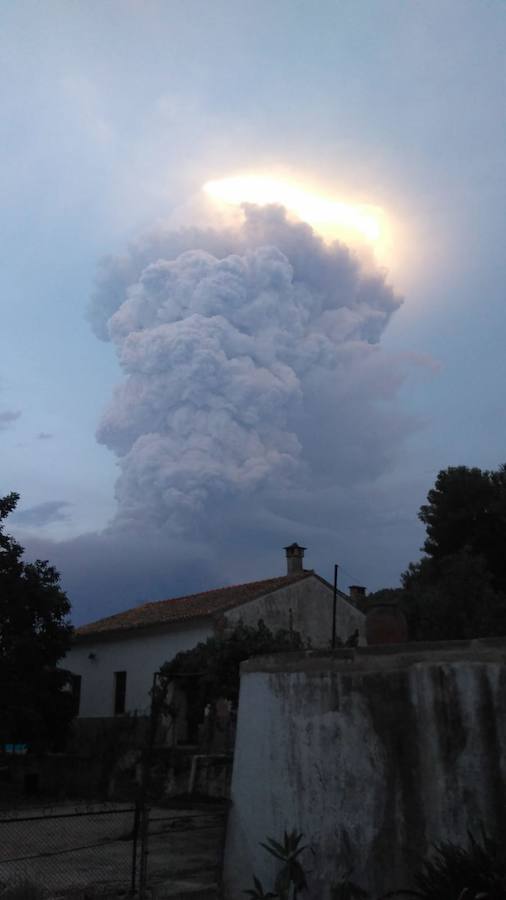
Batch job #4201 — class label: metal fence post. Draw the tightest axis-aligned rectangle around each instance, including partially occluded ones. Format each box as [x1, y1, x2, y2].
[138, 803, 150, 899]
[138, 671, 162, 899]
[131, 800, 140, 894]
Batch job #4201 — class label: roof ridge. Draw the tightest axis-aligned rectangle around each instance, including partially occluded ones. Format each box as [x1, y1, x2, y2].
[137, 571, 306, 610]
[74, 570, 312, 638]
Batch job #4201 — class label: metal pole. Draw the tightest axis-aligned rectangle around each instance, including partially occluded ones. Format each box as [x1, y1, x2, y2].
[139, 671, 160, 899]
[131, 801, 140, 894]
[331, 564, 338, 649]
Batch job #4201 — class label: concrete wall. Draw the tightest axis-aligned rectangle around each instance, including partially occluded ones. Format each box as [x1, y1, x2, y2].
[224, 640, 506, 900]
[65, 620, 213, 717]
[224, 575, 365, 648]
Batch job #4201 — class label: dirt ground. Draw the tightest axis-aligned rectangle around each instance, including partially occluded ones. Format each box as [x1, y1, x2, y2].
[0, 802, 226, 897]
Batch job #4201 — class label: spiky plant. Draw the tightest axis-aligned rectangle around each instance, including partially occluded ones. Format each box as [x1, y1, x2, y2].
[260, 830, 308, 900]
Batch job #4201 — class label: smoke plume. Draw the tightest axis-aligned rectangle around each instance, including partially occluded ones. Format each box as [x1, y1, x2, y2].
[90, 204, 408, 540]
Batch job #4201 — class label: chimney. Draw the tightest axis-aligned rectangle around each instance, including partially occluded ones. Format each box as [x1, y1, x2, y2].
[349, 585, 367, 607]
[284, 542, 306, 575]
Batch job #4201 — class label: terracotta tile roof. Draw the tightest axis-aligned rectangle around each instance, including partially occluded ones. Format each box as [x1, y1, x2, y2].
[74, 571, 313, 640]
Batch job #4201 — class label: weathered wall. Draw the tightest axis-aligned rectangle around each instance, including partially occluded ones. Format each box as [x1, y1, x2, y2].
[224, 575, 365, 647]
[65, 619, 213, 717]
[224, 640, 506, 899]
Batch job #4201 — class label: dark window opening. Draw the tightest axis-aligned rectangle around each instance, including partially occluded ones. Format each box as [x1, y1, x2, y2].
[114, 671, 127, 715]
[71, 674, 82, 716]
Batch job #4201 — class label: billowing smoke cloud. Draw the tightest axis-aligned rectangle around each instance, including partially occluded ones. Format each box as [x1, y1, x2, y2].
[0, 409, 21, 430]
[90, 205, 409, 539]
[12, 500, 71, 527]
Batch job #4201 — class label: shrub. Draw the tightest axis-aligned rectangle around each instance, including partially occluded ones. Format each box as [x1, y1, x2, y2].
[390, 831, 506, 900]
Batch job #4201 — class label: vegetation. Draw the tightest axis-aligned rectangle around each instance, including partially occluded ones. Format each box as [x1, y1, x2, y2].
[369, 465, 506, 641]
[389, 830, 506, 900]
[244, 828, 506, 900]
[260, 831, 308, 900]
[157, 620, 306, 739]
[400, 550, 506, 641]
[243, 876, 279, 899]
[0, 492, 74, 750]
[419, 466, 506, 587]
[246, 830, 308, 900]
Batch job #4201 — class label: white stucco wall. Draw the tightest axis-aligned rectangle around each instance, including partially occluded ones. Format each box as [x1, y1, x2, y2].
[65, 619, 213, 718]
[224, 575, 365, 648]
[224, 642, 506, 900]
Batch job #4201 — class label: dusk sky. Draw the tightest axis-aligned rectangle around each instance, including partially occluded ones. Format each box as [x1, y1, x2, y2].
[2, 1, 506, 625]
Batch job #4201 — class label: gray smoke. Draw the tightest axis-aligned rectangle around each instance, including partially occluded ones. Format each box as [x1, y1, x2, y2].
[12, 500, 71, 527]
[90, 205, 408, 537]
[0, 409, 21, 430]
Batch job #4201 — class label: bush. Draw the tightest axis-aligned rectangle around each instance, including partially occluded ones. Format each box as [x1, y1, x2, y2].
[394, 831, 506, 900]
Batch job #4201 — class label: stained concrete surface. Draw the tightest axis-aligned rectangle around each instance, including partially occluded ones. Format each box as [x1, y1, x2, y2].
[225, 638, 506, 900]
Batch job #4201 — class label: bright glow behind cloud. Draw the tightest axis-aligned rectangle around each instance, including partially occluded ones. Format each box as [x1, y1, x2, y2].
[203, 174, 386, 248]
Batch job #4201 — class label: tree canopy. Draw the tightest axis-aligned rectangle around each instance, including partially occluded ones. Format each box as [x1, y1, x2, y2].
[371, 465, 506, 641]
[419, 465, 506, 592]
[0, 493, 74, 750]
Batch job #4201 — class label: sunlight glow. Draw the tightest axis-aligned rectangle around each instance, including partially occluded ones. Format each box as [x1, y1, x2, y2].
[203, 175, 385, 246]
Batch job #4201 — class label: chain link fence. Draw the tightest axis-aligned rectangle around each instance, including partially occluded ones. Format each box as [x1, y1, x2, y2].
[141, 806, 226, 895]
[0, 805, 139, 896]
[0, 802, 227, 898]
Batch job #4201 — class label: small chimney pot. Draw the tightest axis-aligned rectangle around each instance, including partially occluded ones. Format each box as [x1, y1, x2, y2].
[284, 542, 306, 575]
[349, 585, 367, 606]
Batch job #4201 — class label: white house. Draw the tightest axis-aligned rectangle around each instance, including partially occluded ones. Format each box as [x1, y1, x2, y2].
[66, 544, 366, 722]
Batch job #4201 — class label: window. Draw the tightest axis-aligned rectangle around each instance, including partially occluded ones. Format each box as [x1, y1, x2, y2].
[70, 674, 82, 717]
[114, 671, 127, 715]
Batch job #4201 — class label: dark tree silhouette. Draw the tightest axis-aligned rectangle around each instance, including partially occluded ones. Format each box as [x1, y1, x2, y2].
[369, 465, 506, 641]
[419, 464, 506, 592]
[0, 493, 74, 750]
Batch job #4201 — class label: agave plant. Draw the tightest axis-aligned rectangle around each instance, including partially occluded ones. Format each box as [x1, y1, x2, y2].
[260, 830, 308, 900]
[243, 874, 279, 898]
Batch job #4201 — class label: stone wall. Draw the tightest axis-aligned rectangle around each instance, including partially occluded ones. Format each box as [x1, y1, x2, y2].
[223, 639, 506, 899]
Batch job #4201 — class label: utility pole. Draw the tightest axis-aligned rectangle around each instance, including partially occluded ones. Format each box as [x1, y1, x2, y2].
[331, 563, 339, 649]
